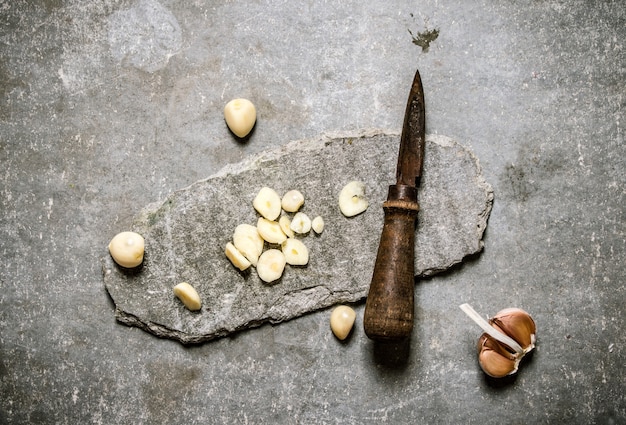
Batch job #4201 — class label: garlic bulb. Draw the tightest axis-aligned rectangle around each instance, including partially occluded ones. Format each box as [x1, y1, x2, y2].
[460, 304, 536, 378]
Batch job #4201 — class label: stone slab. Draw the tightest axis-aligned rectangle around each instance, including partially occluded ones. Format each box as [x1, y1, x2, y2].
[102, 131, 493, 343]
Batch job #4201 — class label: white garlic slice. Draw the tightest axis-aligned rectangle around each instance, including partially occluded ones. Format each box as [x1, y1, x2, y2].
[278, 215, 295, 238]
[290, 212, 311, 234]
[281, 190, 305, 212]
[257, 217, 287, 244]
[338, 181, 369, 217]
[232, 223, 264, 266]
[281, 238, 309, 266]
[256, 249, 286, 283]
[253, 187, 282, 221]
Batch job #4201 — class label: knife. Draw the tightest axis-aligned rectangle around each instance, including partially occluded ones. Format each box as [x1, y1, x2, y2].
[363, 69, 426, 341]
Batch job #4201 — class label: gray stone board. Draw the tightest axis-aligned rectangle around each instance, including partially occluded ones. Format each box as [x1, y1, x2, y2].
[103, 132, 493, 343]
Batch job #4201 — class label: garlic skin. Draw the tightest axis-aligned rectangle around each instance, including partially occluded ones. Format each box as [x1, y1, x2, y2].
[490, 307, 536, 352]
[460, 304, 537, 379]
[478, 333, 519, 378]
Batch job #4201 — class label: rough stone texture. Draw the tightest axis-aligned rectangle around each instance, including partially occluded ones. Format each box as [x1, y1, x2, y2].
[1, 1, 624, 424]
[103, 132, 493, 343]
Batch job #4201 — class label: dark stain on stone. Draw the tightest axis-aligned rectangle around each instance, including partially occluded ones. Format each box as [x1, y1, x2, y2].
[0, 62, 28, 121]
[408, 28, 440, 53]
[143, 362, 203, 422]
[500, 142, 570, 203]
[503, 163, 534, 203]
[147, 198, 174, 226]
[43, 0, 64, 13]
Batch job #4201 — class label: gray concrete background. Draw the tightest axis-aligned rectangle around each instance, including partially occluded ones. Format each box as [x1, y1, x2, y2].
[0, 0, 623, 424]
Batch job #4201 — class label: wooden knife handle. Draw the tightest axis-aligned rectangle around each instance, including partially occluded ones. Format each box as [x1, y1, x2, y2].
[364, 184, 419, 341]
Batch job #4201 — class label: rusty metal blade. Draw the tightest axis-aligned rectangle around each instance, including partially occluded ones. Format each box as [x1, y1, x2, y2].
[396, 69, 426, 187]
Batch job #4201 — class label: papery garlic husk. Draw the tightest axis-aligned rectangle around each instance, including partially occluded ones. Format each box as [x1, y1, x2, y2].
[478, 333, 519, 378]
[490, 307, 537, 354]
[460, 303, 537, 379]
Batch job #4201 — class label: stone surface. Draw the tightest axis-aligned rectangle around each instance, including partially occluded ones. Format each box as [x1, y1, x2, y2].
[103, 132, 493, 343]
[1, 1, 623, 423]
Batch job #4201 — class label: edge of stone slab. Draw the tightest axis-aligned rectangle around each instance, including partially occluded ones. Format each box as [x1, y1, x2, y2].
[114, 306, 266, 344]
[212, 128, 401, 178]
[101, 129, 494, 344]
[425, 133, 494, 273]
[137, 129, 400, 214]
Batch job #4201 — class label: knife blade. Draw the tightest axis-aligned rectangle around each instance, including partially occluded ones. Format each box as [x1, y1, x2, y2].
[363, 69, 426, 341]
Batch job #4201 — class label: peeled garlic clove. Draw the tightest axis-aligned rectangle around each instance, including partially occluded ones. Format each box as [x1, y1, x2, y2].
[257, 217, 287, 244]
[330, 305, 356, 340]
[233, 224, 264, 266]
[224, 98, 256, 138]
[256, 249, 286, 283]
[311, 216, 324, 234]
[173, 282, 202, 311]
[278, 215, 295, 238]
[338, 181, 369, 217]
[478, 334, 518, 378]
[225, 242, 251, 271]
[490, 308, 537, 352]
[290, 212, 311, 234]
[253, 187, 282, 221]
[108, 231, 145, 268]
[281, 190, 305, 212]
[281, 238, 309, 266]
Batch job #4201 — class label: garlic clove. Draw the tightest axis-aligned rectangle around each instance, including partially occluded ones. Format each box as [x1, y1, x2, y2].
[460, 303, 537, 379]
[224, 98, 256, 138]
[173, 282, 202, 311]
[490, 308, 537, 353]
[330, 305, 356, 340]
[478, 334, 519, 378]
[108, 231, 145, 268]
